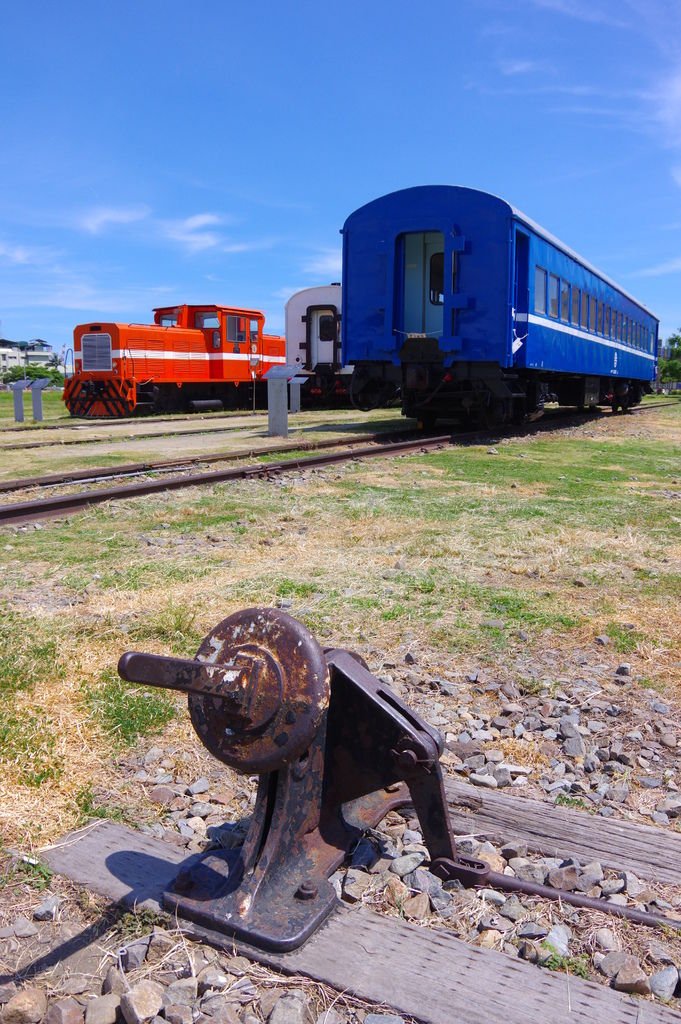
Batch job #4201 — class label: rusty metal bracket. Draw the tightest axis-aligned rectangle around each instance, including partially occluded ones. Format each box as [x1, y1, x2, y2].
[119, 607, 681, 950]
[117, 607, 478, 951]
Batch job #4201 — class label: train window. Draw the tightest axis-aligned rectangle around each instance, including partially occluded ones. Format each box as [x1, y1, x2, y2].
[249, 319, 259, 343]
[548, 275, 559, 317]
[158, 313, 178, 327]
[226, 316, 247, 343]
[581, 293, 589, 329]
[560, 280, 569, 321]
[318, 315, 336, 342]
[195, 311, 220, 329]
[605, 307, 611, 337]
[572, 287, 580, 325]
[429, 252, 444, 305]
[589, 296, 597, 332]
[534, 267, 547, 313]
[617, 311, 623, 341]
[597, 302, 603, 335]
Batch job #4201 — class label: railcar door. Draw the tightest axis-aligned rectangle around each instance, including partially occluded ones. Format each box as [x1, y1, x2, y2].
[194, 310, 223, 380]
[308, 306, 340, 368]
[399, 231, 445, 338]
[512, 230, 530, 364]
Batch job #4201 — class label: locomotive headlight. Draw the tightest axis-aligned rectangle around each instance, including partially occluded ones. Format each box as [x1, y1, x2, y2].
[112, 360, 118, 371]
[75, 359, 82, 372]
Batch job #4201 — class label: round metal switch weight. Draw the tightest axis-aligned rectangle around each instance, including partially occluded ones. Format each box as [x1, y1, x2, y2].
[188, 607, 330, 774]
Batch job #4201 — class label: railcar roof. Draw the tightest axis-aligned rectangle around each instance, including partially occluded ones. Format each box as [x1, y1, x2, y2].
[351, 186, 657, 321]
[509, 203, 656, 320]
[152, 304, 265, 317]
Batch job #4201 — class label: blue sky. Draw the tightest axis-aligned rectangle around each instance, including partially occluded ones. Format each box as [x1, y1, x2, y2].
[1, 0, 681, 353]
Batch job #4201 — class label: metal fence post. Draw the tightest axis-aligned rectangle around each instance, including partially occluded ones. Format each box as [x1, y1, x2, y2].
[30, 378, 51, 421]
[10, 381, 28, 422]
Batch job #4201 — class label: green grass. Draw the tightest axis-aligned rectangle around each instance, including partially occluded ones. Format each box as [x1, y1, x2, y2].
[275, 578, 320, 599]
[0, 709, 62, 786]
[127, 600, 203, 655]
[554, 793, 591, 811]
[540, 948, 590, 978]
[605, 622, 647, 653]
[76, 785, 129, 823]
[0, 857, 54, 892]
[0, 608, 65, 695]
[0, 390, 70, 427]
[83, 669, 178, 746]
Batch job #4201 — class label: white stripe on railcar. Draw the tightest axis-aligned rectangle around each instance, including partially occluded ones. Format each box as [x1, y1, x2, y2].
[526, 314, 656, 362]
[105, 349, 287, 364]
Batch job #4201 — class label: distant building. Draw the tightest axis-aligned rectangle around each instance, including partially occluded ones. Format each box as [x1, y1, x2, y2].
[0, 338, 58, 374]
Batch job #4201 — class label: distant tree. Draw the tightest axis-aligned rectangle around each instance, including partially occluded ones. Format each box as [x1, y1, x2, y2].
[659, 329, 681, 383]
[0, 365, 64, 386]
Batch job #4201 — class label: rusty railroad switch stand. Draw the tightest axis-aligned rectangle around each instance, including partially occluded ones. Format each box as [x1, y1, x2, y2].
[118, 607, 485, 952]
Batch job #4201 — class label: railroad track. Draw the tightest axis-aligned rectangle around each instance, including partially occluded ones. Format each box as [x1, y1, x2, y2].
[0, 416, 271, 452]
[41, 745, 681, 1024]
[0, 433, 453, 526]
[0, 408, 250, 434]
[0, 401, 676, 527]
[0, 431, 389, 495]
[1, 399, 676, 453]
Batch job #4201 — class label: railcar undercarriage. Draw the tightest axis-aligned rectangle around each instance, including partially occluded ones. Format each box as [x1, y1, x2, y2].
[350, 361, 649, 428]
[64, 378, 265, 418]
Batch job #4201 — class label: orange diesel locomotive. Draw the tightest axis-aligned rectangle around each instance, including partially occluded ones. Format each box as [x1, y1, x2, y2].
[63, 304, 286, 417]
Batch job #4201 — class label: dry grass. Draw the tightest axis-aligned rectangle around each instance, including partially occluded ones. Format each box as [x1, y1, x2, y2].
[0, 403, 679, 850]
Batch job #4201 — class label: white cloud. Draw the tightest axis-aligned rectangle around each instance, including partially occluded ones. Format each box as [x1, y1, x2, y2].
[634, 256, 681, 277]
[653, 71, 681, 147]
[529, 0, 631, 27]
[78, 205, 150, 234]
[273, 285, 304, 301]
[222, 239, 278, 255]
[0, 275, 175, 314]
[0, 241, 33, 264]
[302, 248, 342, 278]
[498, 59, 546, 76]
[163, 213, 225, 253]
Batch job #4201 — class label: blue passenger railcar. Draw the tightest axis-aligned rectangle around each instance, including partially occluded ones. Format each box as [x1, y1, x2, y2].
[342, 186, 658, 425]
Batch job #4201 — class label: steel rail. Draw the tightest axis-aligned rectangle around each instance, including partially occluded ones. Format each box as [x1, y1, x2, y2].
[0, 408, 252, 434]
[0, 434, 454, 526]
[0, 399, 675, 454]
[0, 431, 394, 494]
[1, 400, 676, 526]
[0, 418, 273, 452]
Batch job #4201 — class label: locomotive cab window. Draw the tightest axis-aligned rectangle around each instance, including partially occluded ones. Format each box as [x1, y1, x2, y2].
[195, 312, 220, 330]
[158, 313, 178, 327]
[227, 316, 247, 343]
[249, 319, 259, 343]
[429, 252, 444, 305]
[534, 267, 547, 314]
